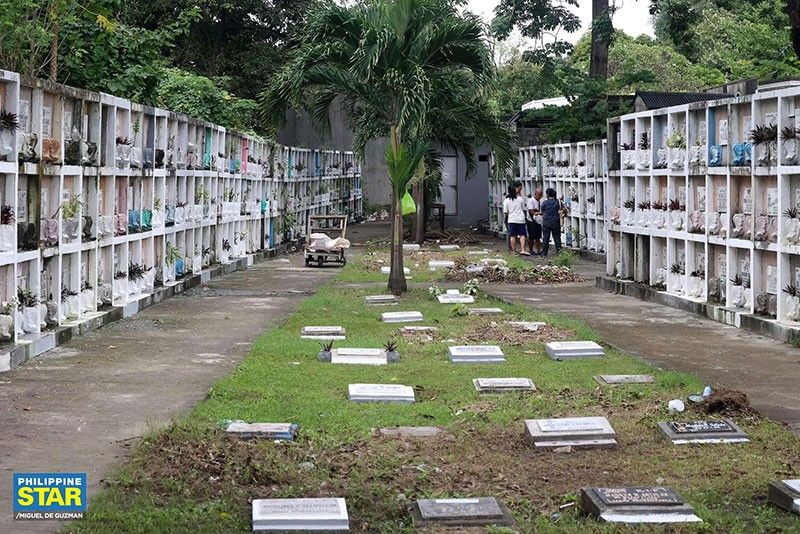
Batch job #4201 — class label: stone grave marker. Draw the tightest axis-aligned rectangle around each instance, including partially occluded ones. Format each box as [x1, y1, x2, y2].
[467, 249, 490, 256]
[226, 422, 298, 440]
[301, 325, 346, 341]
[403, 243, 420, 252]
[657, 419, 749, 444]
[375, 426, 445, 438]
[440, 244, 461, 251]
[437, 293, 475, 304]
[252, 497, 349, 532]
[448, 345, 506, 364]
[473, 377, 535, 393]
[364, 295, 398, 305]
[429, 260, 455, 270]
[381, 311, 423, 323]
[400, 326, 438, 333]
[381, 266, 410, 275]
[348, 383, 415, 403]
[581, 487, 702, 524]
[508, 321, 546, 332]
[468, 307, 504, 316]
[546, 341, 605, 360]
[410, 497, 515, 528]
[524, 416, 617, 450]
[768, 479, 800, 514]
[594, 374, 655, 385]
[331, 348, 387, 366]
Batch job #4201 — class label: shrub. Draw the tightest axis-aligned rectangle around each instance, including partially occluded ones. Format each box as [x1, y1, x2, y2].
[552, 250, 577, 269]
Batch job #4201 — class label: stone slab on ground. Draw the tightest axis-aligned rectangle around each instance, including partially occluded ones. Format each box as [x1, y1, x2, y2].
[252, 497, 350, 532]
[403, 244, 420, 252]
[546, 341, 605, 360]
[331, 348, 387, 366]
[448, 345, 506, 364]
[437, 293, 475, 304]
[524, 416, 618, 449]
[400, 326, 439, 333]
[468, 307, 504, 316]
[594, 375, 655, 385]
[375, 426, 446, 438]
[508, 321, 546, 332]
[581, 487, 702, 524]
[365, 295, 399, 305]
[381, 311, 423, 323]
[381, 266, 410, 275]
[768, 480, 800, 514]
[474, 378, 535, 393]
[658, 419, 750, 444]
[410, 497, 515, 528]
[348, 383, 415, 403]
[439, 245, 461, 251]
[302, 326, 345, 336]
[468, 249, 490, 256]
[481, 258, 508, 266]
[226, 422, 298, 440]
[429, 260, 455, 270]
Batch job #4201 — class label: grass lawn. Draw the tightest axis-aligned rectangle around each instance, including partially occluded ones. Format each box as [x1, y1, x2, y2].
[67, 257, 800, 533]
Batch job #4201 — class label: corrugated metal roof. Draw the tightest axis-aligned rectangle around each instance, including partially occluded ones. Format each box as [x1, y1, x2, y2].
[635, 91, 733, 110]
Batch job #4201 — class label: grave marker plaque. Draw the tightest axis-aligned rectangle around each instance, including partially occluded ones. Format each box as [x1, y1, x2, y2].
[381, 266, 410, 275]
[508, 321, 546, 332]
[658, 418, 749, 444]
[375, 426, 445, 438]
[252, 497, 349, 532]
[331, 347, 387, 366]
[301, 325, 346, 341]
[428, 260, 455, 270]
[403, 243, 420, 252]
[348, 383, 415, 403]
[439, 244, 460, 251]
[226, 422, 298, 441]
[546, 341, 605, 360]
[768, 479, 800, 514]
[448, 345, 505, 364]
[524, 416, 617, 450]
[381, 311, 423, 323]
[467, 307, 504, 316]
[473, 378, 535, 393]
[437, 293, 475, 304]
[581, 487, 702, 524]
[594, 375, 655, 385]
[365, 295, 398, 305]
[411, 497, 515, 528]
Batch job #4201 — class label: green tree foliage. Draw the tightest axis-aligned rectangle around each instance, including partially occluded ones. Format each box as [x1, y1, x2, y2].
[124, 0, 318, 99]
[491, 0, 581, 64]
[493, 50, 562, 116]
[153, 69, 260, 133]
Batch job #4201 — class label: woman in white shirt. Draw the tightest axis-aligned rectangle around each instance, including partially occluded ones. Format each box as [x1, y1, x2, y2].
[502, 181, 530, 255]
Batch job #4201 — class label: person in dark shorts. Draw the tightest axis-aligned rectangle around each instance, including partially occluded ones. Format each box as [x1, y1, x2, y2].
[503, 181, 530, 255]
[540, 187, 563, 257]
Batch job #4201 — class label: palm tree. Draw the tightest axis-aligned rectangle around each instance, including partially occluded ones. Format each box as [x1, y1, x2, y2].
[261, 0, 514, 294]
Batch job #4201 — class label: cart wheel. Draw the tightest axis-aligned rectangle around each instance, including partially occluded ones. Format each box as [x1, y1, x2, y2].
[318, 257, 324, 267]
[305, 257, 311, 266]
[341, 256, 347, 266]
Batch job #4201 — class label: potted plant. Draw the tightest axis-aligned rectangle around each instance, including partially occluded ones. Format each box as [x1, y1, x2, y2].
[60, 194, 82, 241]
[784, 207, 800, 245]
[192, 247, 202, 274]
[637, 132, 650, 170]
[202, 247, 214, 267]
[61, 287, 79, 320]
[0, 205, 15, 252]
[384, 339, 400, 363]
[667, 131, 687, 169]
[428, 285, 444, 298]
[687, 270, 705, 298]
[0, 297, 16, 340]
[729, 275, 750, 309]
[115, 136, 132, 168]
[622, 199, 635, 226]
[637, 201, 651, 227]
[669, 198, 686, 231]
[750, 124, 778, 166]
[221, 238, 231, 264]
[18, 287, 39, 333]
[668, 263, 685, 294]
[79, 280, 95, 314]
[463, 278, 481, 296]
[318, 340, 334, 362]
[152, 198, 164, 228]
[164, 242, 180, 283]
[688, 209, 704, 234]
[130, 120, 142, 168]
[689, 139, 707, 167]
[112, 270, 128, 303]
[0, 109, 19, 161]
[781, 126, 799, 165]
[782, 284, 800, 322]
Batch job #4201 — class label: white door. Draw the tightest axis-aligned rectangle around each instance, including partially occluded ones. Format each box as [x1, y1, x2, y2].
[441, 156, 458, 215]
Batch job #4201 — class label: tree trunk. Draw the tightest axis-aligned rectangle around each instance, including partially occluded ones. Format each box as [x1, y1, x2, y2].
[49, 2, 59, 82]
[589, 0, 611, 79]
[412, 181, 425, 244]
[388, 126, 407, 294]
[788, 0, 800, 60]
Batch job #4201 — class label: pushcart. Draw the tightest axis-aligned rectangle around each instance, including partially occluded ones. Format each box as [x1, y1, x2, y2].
[304, 215, 348, 267]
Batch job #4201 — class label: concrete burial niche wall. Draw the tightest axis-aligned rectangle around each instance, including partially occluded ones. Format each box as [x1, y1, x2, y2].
[0, 67, 363, 370]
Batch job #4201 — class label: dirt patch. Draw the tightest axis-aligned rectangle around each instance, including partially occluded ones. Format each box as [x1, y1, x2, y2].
[696, 388, 758, 417]
[446, 263, 583, 285]
[460, 320, 572, 346]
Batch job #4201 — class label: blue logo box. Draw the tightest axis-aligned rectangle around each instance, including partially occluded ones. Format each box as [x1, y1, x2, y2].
[13, 472, 87, 519]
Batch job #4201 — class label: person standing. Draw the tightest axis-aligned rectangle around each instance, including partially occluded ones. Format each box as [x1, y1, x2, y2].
[540, 187, 562, 257]
[526, 187, 543, 255]
[502, 181, 530, 255]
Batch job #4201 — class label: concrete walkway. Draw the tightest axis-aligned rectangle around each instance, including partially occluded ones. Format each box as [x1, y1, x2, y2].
[0, 253, 342, 533]
[485, 256, 800, 435]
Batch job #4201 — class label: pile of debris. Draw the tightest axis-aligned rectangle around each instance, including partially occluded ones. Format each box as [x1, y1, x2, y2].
[445, 260, 582, 285]
[425, 229, 482, 245]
